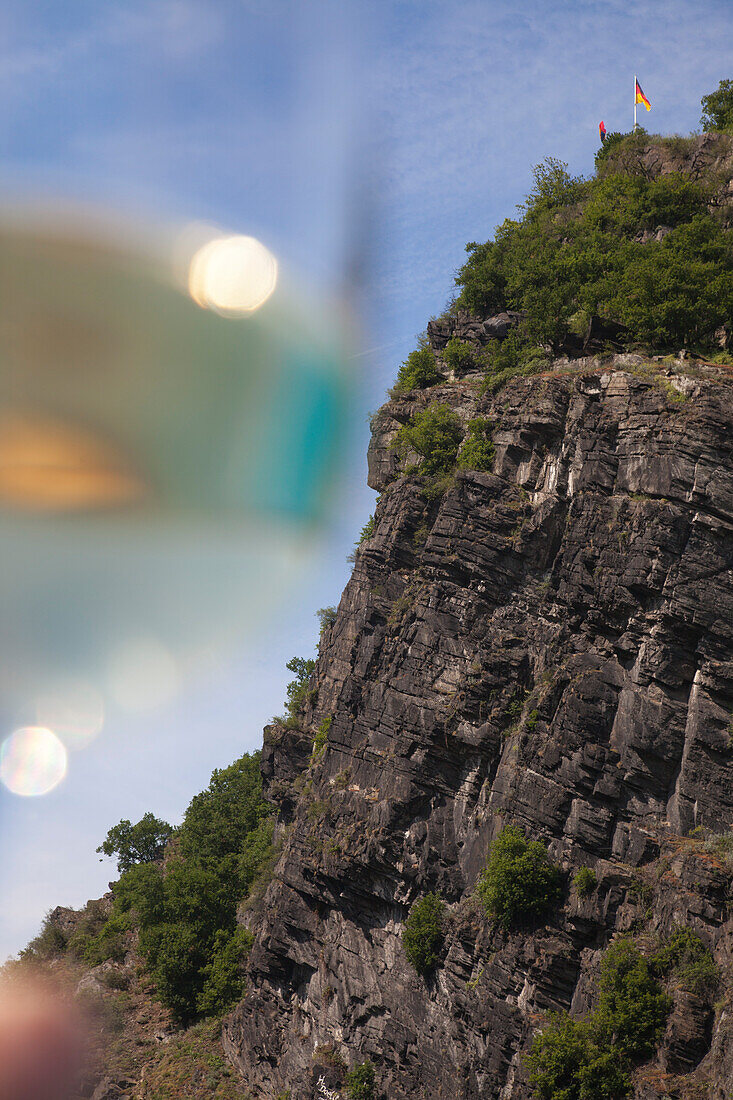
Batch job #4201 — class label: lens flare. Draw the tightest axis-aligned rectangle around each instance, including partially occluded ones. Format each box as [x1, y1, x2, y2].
[35, 680, 104, 750]
[0, 726, 68, 796]
[188, 235, 278, 315]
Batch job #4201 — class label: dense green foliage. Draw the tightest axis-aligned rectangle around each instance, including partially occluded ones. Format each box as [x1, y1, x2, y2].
[650, 928, 718, 998]
[454, 140, 733, 359]
[281, 656, 316, 728]
[573, 866, 597, 899]
[395, 404, 463, 476]
[97, 812, 173, 873]
[345, 1060, 376, 1099]
[477, 826, 561, 931]
[443, 337, 480, 375]
[594, 938, 672, 1057]
[394, 346, 441, 392]
[527, 1012, 630, 1100]
[402, 893, 445, 975]
[457, 417, 495, 471]
[527, 937, 672, 1099]
[96, 753, 275, 1022]
[701, 79, 733, 132]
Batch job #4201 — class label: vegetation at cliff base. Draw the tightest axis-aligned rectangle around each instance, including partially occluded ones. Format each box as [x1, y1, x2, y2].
[527, 937, 672, 1100]
[477, 825, 561, 930]
[402, 893, 445, 975]
[93, 752, 276, 1023]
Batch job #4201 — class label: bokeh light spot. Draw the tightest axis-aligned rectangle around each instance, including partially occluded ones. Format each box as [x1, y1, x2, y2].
[0, 727, 68, 797]
[35, 680, 104, 751]
[188, 235, 277, 315]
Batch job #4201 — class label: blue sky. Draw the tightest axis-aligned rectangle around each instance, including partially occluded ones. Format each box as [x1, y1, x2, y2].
[1, 0, 731, 958]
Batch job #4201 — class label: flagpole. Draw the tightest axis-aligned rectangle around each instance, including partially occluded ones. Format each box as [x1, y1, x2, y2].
[634, 73, 637, 131]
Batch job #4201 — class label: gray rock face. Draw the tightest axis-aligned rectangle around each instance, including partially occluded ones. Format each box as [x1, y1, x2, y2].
[427, 309, 526, 352]
[224, 360, 733, 1099]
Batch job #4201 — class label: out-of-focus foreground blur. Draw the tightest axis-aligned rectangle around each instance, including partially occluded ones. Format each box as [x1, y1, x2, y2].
[0, 211, 350, 795]
[0, 0, 366, 810]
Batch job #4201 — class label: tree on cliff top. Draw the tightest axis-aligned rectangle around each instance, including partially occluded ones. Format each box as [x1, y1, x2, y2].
[701, 78, 733, 133]
[97, 812, 173, 873]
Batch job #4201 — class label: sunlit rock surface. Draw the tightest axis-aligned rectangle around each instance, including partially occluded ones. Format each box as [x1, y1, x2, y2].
[225, 358, 733, 1099]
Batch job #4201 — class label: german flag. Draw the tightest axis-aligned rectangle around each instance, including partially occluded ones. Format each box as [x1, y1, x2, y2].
[635, 79, 651, 112]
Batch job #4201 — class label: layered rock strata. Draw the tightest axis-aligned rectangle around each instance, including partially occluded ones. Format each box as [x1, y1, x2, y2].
[225, 356, 733, 1099]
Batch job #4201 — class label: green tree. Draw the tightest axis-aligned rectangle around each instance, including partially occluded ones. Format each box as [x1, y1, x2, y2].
[97, 812, 173, 873]
[452, 143, 733, 365]
[454, 240, 506, 316]
[594, 938, 672, 1057]
[443, 337, 479, 376]
[395, 404, 463, 476]
[477, 825, 561, 931]
[573, 867, 597, 899]
[457, 417, 495, 471]
[279, 657, 316, 728]
[317, 606, 337, 633]
[394, 346, 441, 392]
[197, 927, 254, 1016]
[527, 1012, 630, 1100]
[345, 1060, 376, 1100]
[177, 753, 270, 865]
[96, 751, 276, 1023]
[701, 78, 733, 132]
[402, 893, 445, 975]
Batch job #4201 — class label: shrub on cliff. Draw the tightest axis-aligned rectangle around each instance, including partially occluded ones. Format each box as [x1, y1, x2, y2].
[443, 337, 480, 375]
[594, 938, 672, 1058]
[477, 825, 561, 930]
[650, 928, 718, 999]
[394, 404, 463, 476]
[573, 866, 597, 898]
[279, 656, 316, 728]
[345, 1059, 376, 1099]
[393, 346, 441, 392]
[402, 893, 445, 975]
[527, 1012, 630, 1100]
[528, 938, 671, 1099]
[457, 417, 495, 471]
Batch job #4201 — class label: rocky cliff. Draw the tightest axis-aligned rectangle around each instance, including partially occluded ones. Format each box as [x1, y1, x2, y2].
[224, 352, 733, 1099]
